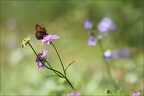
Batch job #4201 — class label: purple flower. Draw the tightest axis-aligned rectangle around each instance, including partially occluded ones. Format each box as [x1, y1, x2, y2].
[41, 34, 59, 44]
[84, 19, 93, 29]
[67, 92, 81, 96]
[36, 49, 48, 69]
[109, 22, 117, 32]
[104, 50, 111, 61]
[36, 58, 45, 68]
[131, 92, 140, 96]
[111, 48, 130, 59]
[120, 48, 130, 58]
[112, 49, 120, 60]
[97, 17, 117, 33]
[88, 36, 97, 46]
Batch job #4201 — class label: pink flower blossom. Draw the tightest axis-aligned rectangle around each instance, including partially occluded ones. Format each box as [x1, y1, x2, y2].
[131, 92, 140, 96]
[41, 34, 59, 44]
[36, 49, 48, 69]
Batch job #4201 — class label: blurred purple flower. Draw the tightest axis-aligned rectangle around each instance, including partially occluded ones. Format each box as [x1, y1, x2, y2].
[97, 17, 117, 33]
[67, 92, 81, 96]
[112, 50, 120, 60]
[36, 49, 48, 69]
[88, 36, 97, 46]
[109, 22, 117, 32]
[41, 34, 59, 44]
[111, 48, 130, 59]
[84, 19, 93, 29]
[131, 92, 140, 96]
[104, 50, 111, 61]
[120, 48, 130, 58]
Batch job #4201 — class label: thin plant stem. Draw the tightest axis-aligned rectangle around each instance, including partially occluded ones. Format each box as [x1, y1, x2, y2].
[51, 42, 66, 75]
[64, 76, 75, 90]
[44, 59, 53, 69]
[28, 42, 64, 78]
[98, 40, 119, 91]
[46, 75, 57, 78]
[65, 60, 75, 72]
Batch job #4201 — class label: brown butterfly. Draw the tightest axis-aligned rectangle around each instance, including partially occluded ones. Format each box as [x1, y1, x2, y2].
[35, 24, 48, 40]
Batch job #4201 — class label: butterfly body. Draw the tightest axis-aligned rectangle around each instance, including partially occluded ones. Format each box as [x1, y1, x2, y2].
[35, 24, 48, 40]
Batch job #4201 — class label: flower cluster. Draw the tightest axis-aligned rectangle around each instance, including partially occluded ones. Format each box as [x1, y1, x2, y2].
[104, 48, 130, 61]
[84, 17, 117, 46]
[84, 18, 131, 62]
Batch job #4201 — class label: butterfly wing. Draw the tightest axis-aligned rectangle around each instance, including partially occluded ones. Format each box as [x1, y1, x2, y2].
[35, 24, 48, 40]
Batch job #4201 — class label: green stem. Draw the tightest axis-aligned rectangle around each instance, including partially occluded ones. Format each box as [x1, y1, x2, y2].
[28, 42, 64, 78]
[51, 42, 66, 76]
[64, 76, 75, 90]
[64, 60, 75, 73]
[98, 40, 119, 91]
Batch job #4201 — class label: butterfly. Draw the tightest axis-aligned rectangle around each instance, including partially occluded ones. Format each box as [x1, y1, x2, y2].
[35, 24, 48, 40]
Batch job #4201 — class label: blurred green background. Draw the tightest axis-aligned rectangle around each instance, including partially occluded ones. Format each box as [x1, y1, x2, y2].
[0, 1, 143, 95]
